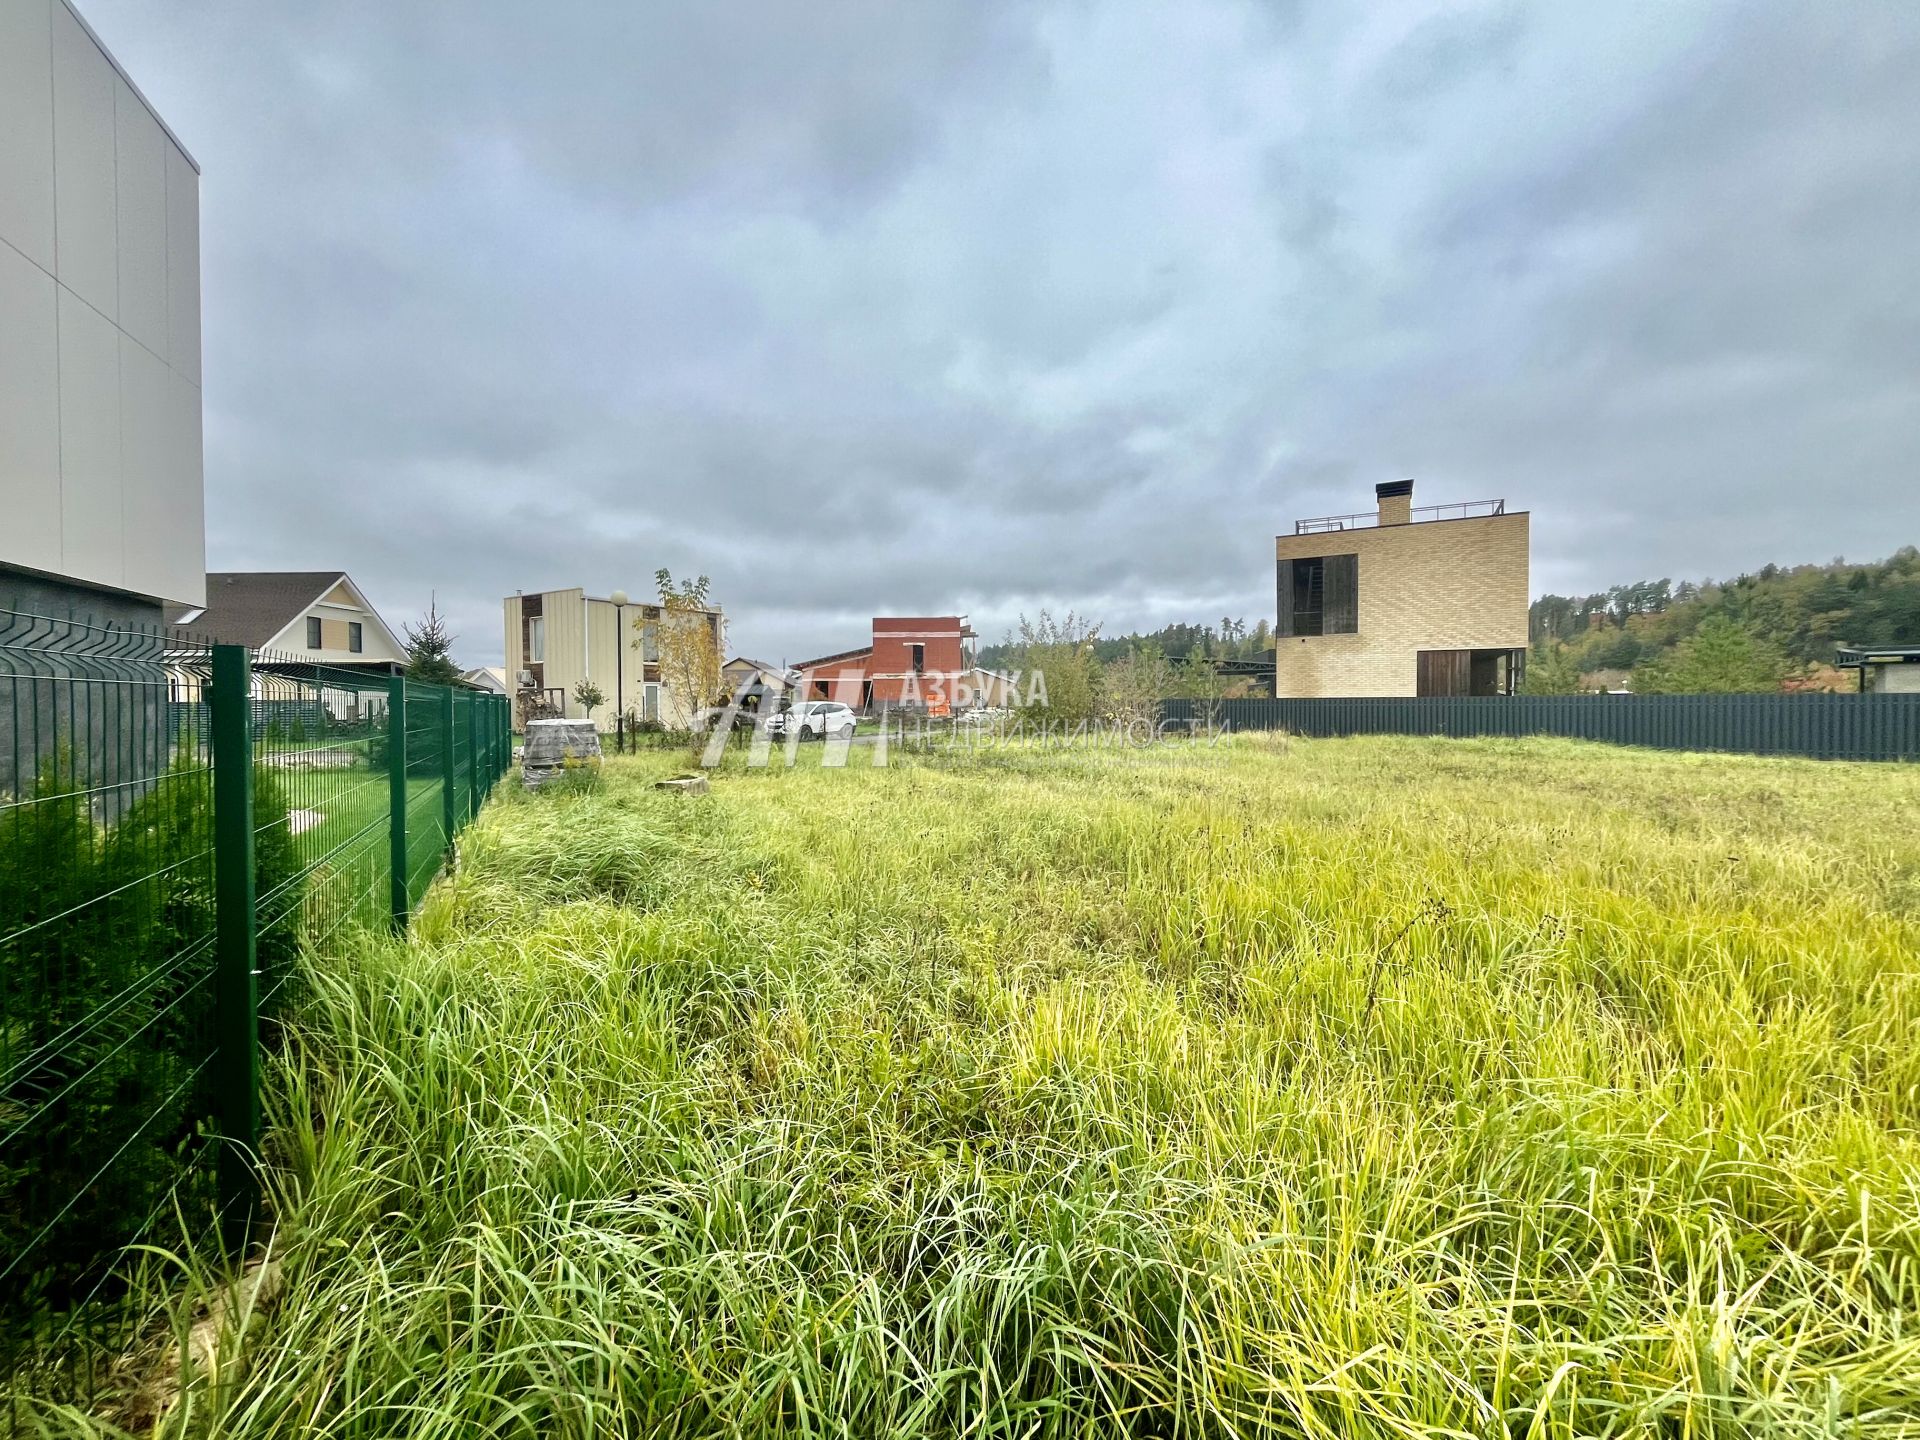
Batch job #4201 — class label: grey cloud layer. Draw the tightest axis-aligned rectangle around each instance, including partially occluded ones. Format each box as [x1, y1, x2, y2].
[84, 0, 1920, 665]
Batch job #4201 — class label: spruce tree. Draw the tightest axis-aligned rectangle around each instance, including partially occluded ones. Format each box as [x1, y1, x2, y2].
[404, 598, 461, 685]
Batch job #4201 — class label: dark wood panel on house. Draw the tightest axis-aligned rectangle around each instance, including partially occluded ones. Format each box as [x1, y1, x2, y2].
[1417, 648, 1472, 697]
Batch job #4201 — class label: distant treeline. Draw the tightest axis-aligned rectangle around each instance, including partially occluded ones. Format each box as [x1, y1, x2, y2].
[978, 617, 1278, 673]
[1528, 547, 1920, 679]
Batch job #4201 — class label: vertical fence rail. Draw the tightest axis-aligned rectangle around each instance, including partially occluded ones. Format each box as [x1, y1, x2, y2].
[387, 676, 409, 930]
[2, 597, 513, 1400]
[440, 687, 456, 866]
[208, 647, 259, 1242]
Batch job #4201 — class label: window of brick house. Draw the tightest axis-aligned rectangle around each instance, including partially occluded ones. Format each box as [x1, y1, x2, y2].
[1277, 554, 1357, 637]
[910, 643, 925, 674]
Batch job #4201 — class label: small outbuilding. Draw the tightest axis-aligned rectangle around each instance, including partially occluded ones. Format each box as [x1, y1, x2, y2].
[1836, 646, 1920, 694]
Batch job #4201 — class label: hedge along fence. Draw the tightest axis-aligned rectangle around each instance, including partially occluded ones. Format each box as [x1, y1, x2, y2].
[0, 603, 510, 1394]
[1159, 692, 1920, 761]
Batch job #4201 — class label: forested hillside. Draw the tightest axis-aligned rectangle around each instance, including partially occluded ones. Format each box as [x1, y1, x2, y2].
[1526, 547, 1920, 690]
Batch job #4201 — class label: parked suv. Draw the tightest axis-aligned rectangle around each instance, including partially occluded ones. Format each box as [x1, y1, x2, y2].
[767, 700, 857, 740]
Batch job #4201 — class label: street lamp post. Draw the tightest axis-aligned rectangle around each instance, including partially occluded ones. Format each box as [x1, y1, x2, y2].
[610, 589, 628, 754]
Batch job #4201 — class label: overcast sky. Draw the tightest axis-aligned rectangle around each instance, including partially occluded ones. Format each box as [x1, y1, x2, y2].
[85, 0, 1920, 667]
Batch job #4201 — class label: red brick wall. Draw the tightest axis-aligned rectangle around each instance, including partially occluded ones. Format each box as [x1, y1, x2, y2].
[870, 617, 968, 712]
[795, 651, 871, 707]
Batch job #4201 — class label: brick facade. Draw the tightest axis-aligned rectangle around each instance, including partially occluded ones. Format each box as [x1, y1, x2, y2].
[794, 616, 977, 713]
[1274, 503, 1529, 698]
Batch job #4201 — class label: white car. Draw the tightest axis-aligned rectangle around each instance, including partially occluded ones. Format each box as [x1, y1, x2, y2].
[766, 700, 857, 740]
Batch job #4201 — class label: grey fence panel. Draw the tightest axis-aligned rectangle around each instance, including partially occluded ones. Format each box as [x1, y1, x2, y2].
[1160, 694, 1920, 761]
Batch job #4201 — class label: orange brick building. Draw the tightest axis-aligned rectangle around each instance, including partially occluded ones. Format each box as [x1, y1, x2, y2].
[793, 616, 977, 714]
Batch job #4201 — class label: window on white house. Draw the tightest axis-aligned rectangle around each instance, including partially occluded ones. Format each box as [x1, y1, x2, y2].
[306, 616, 322, 648]
[528, 616, 546, 662]
[348, 621, 363, 654]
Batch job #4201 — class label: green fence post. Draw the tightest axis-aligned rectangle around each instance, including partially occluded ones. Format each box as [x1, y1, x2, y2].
[441, 684, 457, 862]
[388, 675, 409, 928]
[466, 690, 480, 819]
[209, 643, 260, 1246]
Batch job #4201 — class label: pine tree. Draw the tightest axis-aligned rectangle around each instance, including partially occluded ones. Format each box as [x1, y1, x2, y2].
[1632, 615, 1787, 694]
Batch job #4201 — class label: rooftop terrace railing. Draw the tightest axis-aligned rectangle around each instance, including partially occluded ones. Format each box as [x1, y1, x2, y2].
[1294, 498, 1506, 535]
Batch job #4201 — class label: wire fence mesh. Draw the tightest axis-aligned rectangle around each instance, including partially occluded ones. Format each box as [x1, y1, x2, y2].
[0, 602, 510, 1405]
[0, 608, 219, 1397]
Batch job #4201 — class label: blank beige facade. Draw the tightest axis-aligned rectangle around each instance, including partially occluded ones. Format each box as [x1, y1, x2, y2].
[1274, 482, 1529, 698]
[0, 0, 204, 607]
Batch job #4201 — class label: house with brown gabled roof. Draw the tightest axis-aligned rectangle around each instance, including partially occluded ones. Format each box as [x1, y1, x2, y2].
[169, 571, 407, 671]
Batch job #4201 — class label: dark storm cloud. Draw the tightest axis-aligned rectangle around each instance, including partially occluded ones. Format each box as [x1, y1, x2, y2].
[80, 0, 1920, 664]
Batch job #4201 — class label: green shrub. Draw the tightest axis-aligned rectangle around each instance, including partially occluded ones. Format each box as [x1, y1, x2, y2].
[0, 748, 300, 1314]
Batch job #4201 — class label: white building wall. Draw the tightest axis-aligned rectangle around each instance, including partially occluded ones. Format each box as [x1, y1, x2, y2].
[0, 0, 204, 608]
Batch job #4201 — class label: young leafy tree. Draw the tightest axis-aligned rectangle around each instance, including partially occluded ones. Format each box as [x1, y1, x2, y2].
[650, 569, 721, 734]
[1011, 611, 1102, 726]
[573, 679, 606, 720]
[1173, 639, 1226, 727]
[403, 598, 460, 685]
[1102, 643, 1172, 730]
[1519, 644, 1585, 695]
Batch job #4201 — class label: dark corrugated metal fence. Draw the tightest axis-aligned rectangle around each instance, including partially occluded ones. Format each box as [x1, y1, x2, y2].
[1158, 693, 1920, 761]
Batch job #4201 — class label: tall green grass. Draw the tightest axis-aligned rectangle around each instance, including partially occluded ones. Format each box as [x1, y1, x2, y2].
[27, 736, 1920, 1436]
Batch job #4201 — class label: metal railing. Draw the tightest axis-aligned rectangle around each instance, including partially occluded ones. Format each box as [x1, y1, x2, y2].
[1, 604, 511, 1396]
[1160, 692, 1920, 761]
[1294, 498, 1506, 534]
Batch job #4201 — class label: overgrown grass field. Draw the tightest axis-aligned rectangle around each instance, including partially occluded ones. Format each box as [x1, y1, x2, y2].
[59, 737, 1920, 1435]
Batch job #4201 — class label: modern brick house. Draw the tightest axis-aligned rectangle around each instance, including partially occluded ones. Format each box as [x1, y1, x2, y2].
[1273, 481, 1529, 697]
[794, 616, 977, 714]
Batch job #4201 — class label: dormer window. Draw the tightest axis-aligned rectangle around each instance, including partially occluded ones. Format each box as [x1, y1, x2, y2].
[306, 616, 323, 648]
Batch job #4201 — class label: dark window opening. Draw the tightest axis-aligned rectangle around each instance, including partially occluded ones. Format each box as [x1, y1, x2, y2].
[813, 679, 829, 699]
[306, 616, 322, 649]
[1292, 559, 1325, 635]
[910, 643, 925, 674]
[348, 621, 363, 654]
[1278, 554, 1356, 637]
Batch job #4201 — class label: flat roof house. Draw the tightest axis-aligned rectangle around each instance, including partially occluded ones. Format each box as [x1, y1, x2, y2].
[1, 0, 204, 625]
[1274, 482, 1529, 698]
[503, 587, 725, 729]
[1836, 646, 1920, 694]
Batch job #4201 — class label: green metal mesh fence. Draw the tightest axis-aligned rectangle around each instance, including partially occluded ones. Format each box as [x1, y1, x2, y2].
[1, 604, 511, 1400]
[0, 607, 219, 1391]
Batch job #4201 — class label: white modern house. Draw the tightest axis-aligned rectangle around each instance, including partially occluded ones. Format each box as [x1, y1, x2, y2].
[1, 0, 204, 623]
